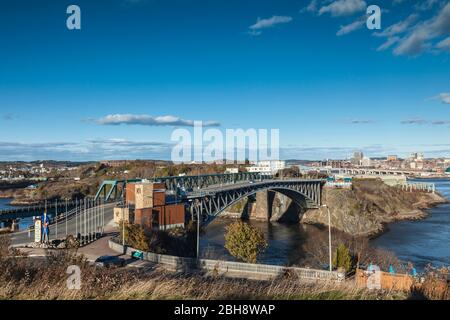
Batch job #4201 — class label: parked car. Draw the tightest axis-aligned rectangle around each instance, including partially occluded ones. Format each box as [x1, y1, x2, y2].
[94, 255, 126, 268]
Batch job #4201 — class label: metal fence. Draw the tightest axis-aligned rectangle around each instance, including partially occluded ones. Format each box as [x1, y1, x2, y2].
[398, 181, 435, 193]
[24, 198, 112, 246]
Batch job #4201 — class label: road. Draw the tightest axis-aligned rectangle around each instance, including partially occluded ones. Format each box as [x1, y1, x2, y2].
[10, 203, 116, 246]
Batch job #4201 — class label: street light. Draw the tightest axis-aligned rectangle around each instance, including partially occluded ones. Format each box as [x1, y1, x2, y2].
[321, 204, 332, 272]
[197, 210, 200, 260]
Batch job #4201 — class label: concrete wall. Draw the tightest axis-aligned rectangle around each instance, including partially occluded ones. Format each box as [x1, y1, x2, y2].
[109, 239, 344, 281]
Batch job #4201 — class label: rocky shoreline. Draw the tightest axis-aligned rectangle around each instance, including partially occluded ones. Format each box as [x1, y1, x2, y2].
[302, 181, 448, 238]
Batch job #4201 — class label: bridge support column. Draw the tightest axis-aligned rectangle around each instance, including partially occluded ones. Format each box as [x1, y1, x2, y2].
[250, 190, 274, 221]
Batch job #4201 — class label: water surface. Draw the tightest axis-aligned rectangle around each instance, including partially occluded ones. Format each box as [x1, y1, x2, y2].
[201, 179, 450, 271]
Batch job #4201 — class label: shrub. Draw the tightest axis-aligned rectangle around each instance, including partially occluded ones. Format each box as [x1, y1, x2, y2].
[224, 221, 267, 263]
[333, 243, 352, 272]
[119, 221, 149, 252]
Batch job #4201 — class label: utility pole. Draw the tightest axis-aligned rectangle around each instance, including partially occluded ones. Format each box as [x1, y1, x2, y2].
[84, 198, 86, 243]
[123, 198, 127, 254]
[65, 199, 68, 237]
[197, 206, 200, 260]
[75, 199, 78, 237]
[55, 199, 58, 240]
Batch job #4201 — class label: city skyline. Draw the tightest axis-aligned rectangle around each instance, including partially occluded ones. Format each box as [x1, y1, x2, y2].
[1, 0, 450, 161]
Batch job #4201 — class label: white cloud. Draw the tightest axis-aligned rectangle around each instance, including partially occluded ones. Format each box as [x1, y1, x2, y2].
[87, 138, 172, 148]
[0, 138, 176, 161]
[248, 16, 293, 35]
[393, 3, 450, 56]
[394, 28, 431, 56]
[301, 0, 320, 13]
[436, 37, 450, 51]
[415, 0, 439, 11]
[431, 93, 450, 104]
[348, 119, 374, 124]
[95, 114, 220, 127]
[336, 17, 366, 36]
[377, 37, 400, 51]
[401, 118, 428, 125]
[319, 0, 366, 17]
[400, 117, 450, 125]
[374, 14, 418, 38]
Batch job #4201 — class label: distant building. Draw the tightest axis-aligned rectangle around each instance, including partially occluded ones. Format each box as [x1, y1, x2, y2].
[351, 151, 364, 166]
[410, 161, 424, 170]
[387, 155, 398, 162]
[100, 160, 129, 167]
[225, 168, 239, 174]
[247, 160, 286, 175]
[361, 157, 372, 167]
[410, 153, 424, 161]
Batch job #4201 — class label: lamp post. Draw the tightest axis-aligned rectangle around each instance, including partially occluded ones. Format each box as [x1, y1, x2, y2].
[123, 197, 127, 254]
[322, 204, 332, 272]
[197, 210, 200, 260]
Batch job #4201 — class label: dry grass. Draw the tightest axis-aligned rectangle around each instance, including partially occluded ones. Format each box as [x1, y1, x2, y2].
[0, 235, 408, 300]
[3, 236, 447, 300]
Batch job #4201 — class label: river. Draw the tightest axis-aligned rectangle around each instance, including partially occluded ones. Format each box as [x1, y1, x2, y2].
[200, 179, 450, 271]
[0, 198, 13, 210]
[0, 198, 34, 229]
[371, 179, 450, 270]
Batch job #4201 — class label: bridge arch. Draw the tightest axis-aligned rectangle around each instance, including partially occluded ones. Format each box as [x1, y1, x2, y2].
[187, 180, 323, 226]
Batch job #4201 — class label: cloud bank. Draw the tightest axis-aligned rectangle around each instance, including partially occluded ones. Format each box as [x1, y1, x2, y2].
[95, 114, 220, 127]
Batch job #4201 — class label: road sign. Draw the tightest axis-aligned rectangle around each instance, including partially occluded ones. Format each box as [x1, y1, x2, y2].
[34, 218, 41, 243]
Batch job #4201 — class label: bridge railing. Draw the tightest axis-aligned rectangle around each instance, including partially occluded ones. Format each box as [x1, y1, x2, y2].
[10, 199, 115, 247]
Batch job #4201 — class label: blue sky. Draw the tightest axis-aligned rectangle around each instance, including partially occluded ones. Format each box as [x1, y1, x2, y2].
[0, 0, 449, 161]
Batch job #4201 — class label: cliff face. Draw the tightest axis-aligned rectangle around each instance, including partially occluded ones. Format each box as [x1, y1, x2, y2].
[301, 179, 447, 237]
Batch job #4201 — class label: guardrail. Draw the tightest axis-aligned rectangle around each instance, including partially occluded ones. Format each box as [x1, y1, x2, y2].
[398, 181, 435, 193]
[325, 182, 352, 189]
[109, 239, 344, 282]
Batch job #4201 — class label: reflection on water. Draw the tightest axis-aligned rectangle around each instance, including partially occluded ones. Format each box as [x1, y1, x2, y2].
[201, 219, 331, 267]
[201, 179, 450, 271]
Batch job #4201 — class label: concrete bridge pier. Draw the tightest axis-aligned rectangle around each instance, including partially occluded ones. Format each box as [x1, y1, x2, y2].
[250, 190, 275, 221]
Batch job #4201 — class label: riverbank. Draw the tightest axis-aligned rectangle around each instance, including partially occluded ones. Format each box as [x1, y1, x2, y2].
[301, 179, 448, 238]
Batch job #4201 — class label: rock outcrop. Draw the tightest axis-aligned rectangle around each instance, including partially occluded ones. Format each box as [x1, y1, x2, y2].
[301, 179, 447, 237]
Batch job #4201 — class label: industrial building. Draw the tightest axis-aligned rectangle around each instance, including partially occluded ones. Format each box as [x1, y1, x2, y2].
[114, 181, 185, 230]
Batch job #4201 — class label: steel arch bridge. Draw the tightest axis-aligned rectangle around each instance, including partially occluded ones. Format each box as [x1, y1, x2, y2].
[186, 179, 324, 226]
[94, 172, 272, 201]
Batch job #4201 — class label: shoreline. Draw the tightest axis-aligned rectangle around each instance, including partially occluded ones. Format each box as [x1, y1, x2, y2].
[369, 196, 449, 239]
[219, 192, 449, 239]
